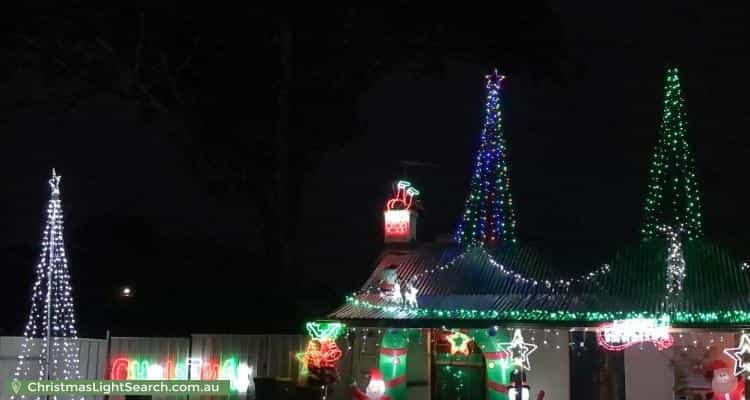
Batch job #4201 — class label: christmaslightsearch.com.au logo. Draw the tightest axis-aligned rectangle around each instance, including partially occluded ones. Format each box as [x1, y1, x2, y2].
[4, 380, 230, 395]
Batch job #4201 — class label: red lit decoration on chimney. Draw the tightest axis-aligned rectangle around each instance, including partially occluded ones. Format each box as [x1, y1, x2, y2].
[384, 180, 420, 243]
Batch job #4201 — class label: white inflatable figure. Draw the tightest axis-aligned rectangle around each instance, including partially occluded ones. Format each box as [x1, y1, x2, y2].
[404, 281, 418, 308]
[507, 387, 530, 400]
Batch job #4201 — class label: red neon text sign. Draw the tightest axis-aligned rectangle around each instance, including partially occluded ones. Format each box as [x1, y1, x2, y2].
[110, 358, 130, 380]
[385, 210, 410, 237]
[597, 317, 674, 351]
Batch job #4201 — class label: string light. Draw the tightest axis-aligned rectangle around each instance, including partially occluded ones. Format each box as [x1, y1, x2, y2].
[641, 67, 703, 242]
[361, 330, 368, 353]
[455, 69, 517, 245]
[13, 170, 81, 399]
[354, 244, 611, 299]
[441, 365, 466, 397]
[347, 295, 750, 324]
[658, 225, 686, 303]
[481, 246, 610, 290]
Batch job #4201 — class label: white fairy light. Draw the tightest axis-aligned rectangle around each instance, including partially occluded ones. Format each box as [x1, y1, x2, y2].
[658, 225, 686, 299]
[12, 170, 82, 400]
[480, 247, 610, 291]
[355, 245, 612, 299]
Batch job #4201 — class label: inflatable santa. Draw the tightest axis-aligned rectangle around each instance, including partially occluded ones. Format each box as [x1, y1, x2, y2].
[350, 368, 392, 400]
[705, 359, 745, 400]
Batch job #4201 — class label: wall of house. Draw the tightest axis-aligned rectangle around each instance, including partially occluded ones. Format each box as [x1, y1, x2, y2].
[624, 332, 740, 399]
[191, 334, 305, 380]
[624, 346, 674, 399]
[0, 335, 306, 400]
[405, 330, 430, 400]
[526, 330, 570, 400]
[341, 330, 383, 400]
[342, 329, 430, 400]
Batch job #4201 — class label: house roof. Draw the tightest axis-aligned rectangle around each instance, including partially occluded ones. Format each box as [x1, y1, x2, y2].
[329, 241, 750, 328]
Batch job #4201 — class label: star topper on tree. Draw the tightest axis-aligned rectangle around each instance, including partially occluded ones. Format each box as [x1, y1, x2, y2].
[49, 168, 61, 195]
[485, 68, 506, 88]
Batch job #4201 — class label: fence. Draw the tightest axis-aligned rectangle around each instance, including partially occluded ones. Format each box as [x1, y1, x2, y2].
[0, 335, 306, 400]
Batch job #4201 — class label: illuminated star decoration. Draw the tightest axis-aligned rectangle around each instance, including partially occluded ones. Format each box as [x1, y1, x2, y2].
[485, 68, 506, 89]
[500, 329, 538, 371]
[446, 331, 473, 356]
[723, 333, 750, 376]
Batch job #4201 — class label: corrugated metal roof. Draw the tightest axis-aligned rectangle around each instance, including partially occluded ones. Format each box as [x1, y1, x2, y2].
[359, 244, 561, 296]
[329, 241, 750, 327]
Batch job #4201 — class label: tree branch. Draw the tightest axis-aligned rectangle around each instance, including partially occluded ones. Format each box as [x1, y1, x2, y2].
[160, 51, 182, 104]
[134, 12, 144, 75]
[95, 36, 168, 113]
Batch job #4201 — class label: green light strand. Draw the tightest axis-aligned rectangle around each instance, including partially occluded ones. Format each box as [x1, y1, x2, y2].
[641, 67, 704, 242]
[441, 365, 465, 396]
[346, 296, 750, 325]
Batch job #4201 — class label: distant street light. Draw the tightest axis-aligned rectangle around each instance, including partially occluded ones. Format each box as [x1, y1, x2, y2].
[121, 286, 133, 298]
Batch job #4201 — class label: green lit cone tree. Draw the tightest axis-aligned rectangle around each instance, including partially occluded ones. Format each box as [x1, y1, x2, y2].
[641, 67, 704, 242]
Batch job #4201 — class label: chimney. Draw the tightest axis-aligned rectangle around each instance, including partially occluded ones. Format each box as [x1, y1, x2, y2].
[384, 180, 420, 243]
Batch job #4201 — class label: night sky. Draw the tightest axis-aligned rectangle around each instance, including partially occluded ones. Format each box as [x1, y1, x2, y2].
[2, 4, 750, 337]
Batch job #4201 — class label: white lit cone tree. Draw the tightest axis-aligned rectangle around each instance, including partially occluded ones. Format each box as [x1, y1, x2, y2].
[13, 170, 81, 399]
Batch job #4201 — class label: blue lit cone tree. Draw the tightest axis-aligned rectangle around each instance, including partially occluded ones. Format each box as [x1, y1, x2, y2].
[456, 70, 518, 246]
[12, 170, 82, 399]
[641, 67, 704, 242]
